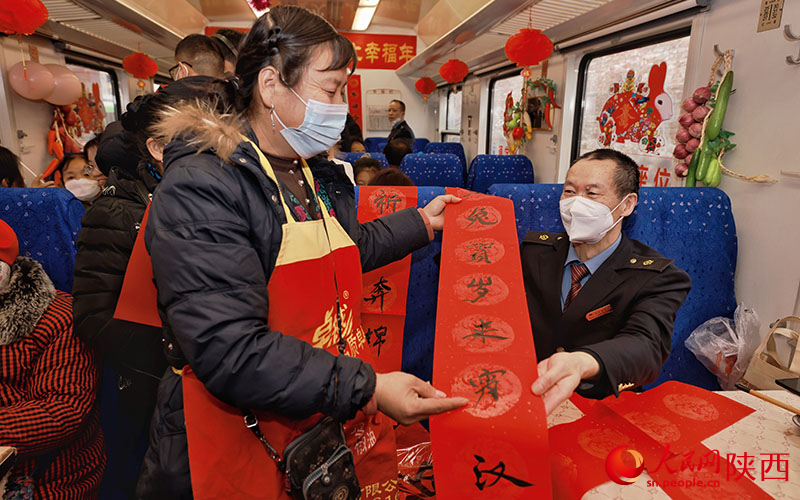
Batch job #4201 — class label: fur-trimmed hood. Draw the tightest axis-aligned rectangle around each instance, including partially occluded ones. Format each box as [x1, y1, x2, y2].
[154, 99, 246, 163]
[0, 257, 56, 345]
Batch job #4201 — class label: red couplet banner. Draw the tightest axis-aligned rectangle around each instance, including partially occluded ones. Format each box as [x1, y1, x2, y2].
[357, 186, 417, 373]
[342, 33, 417, 70]
[430, 189, 552, 499]
[347, 74, 363, 131]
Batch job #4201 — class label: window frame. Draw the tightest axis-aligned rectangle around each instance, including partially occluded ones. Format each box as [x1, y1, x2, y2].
[485, 67, 524, 154]
[442, 84, 462, 142]
[64, 56, 123, 123]
[569, 27, 691, 163]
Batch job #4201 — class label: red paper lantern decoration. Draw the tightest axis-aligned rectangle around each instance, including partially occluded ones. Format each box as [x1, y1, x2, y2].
[504, 29, 553, 67]
[439, 59, 469, 85]
[248, 0, 271, 10]
[415, 77, 436, 100]
[0, 0, 49, 35]
[123, 52, 159, 79]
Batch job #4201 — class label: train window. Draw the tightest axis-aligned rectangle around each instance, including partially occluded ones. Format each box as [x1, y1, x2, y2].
[66, 60, 120, 127]
[487, 73, 523, 155]
[572, 30, 691, 187]
[442, 86, 462, 142]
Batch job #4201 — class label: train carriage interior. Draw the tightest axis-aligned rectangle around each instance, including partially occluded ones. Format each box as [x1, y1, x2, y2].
[1, 0, 799, 497]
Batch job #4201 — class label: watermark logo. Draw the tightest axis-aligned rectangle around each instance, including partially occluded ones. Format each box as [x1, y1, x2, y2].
[605, 446, 645, 485]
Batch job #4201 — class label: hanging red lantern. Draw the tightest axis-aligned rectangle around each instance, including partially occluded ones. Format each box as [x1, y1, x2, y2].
[0, 0, 49, 35]
[504, 29, 553, 67]
[123, 52, 159, 79]
[248, 0, 271, 10]
[415, 77, 436, 101]
[439, 59, 469, 85]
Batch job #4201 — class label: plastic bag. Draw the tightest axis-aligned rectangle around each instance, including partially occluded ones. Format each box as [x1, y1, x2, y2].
[685, 303, 760, 390]
[396, 423, 435, 499]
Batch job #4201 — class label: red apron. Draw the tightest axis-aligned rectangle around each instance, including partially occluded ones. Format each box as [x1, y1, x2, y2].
[182, 140, 398, 500]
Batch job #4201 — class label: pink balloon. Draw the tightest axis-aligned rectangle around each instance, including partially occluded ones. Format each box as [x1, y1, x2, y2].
[8, 61, 55, 100]
[44, 64, 83, 105]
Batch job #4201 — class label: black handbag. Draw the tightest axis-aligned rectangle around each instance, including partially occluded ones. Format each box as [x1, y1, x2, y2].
[243, 412, 360, 500]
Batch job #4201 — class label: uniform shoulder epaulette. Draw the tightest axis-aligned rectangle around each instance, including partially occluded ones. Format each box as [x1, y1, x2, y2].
[522, 231, 565, 245]
[625, 255, 673, 272]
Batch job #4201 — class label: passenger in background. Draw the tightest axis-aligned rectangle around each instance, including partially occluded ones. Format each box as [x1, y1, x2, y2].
[212, 28, 244, 74]
[170, 34, 224, 80]
[343, 136, 366, 153]
[0, 219, 105, 498]
[83, 135, 108, 189]
[522, 149, 691, 414]
[95, 120, 140, 178]
[383, 139, 412, 168]
[369, 167, 415, 187]
[354, 156, 381, 186]
[0, 146, 25, 187]
[72, 76, 214, 500]
[59, 153, 102, 205]
[386, 99, 414, 145]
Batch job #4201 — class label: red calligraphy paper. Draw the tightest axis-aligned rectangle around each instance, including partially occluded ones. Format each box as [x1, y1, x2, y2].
[342, 33, 417, 70]
[358, 186, 416, 373]
[430, 189, 551, 499]
[548, 400, 666, 499]
[347, 74, 363, 131]
[113, 204, 161, 328]
[600, 381, 755, 453]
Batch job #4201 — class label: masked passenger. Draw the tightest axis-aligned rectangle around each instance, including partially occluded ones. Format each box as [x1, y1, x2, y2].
[59, 153, 101, 205]
[137, 6, 466, 499]
[521, 148, 691, 414]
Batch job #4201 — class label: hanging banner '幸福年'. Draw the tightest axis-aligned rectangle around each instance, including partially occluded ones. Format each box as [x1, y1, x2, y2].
[342, 33, 416, 70]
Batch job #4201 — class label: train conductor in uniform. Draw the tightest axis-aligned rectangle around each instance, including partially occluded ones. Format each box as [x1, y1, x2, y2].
[386, 99, 415, 145]
[522, 149, 691, 414]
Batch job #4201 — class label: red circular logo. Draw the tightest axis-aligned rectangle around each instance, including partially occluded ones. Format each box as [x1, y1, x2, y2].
[605, 446, 645, 485]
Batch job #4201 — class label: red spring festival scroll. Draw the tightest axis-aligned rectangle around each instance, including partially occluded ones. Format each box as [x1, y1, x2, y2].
[358, 186, 417, 373]
[431, 189, 552, 499]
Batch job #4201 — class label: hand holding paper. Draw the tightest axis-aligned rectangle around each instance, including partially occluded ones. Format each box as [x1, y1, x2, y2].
[375, 372, 468, 425]
[532, 351, 600, 414]
[421, 195, 462, 231]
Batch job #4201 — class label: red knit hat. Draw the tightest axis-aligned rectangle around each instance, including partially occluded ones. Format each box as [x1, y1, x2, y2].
[0, 219, 19, 266]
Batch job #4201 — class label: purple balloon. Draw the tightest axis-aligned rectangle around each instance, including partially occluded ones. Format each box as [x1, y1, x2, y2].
[44, 64, 83, 106]
[8, 61, 55, 100]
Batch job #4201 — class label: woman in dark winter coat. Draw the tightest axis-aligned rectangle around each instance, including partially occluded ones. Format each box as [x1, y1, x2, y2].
[0, 219, 104, 498]
[137, 6, 466, 499]
[71, 76, 214, 499]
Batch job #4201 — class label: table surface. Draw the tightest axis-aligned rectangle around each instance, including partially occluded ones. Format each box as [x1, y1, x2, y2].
[547, 390, 800, 500]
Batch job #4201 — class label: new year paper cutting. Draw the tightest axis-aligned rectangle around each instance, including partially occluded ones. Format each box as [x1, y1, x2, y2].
[430, 189, 552, 499]
[357, 186, 417, 373]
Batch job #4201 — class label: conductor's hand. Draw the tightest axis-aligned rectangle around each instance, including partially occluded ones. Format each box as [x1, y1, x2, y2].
[375, 372, 468, 425]
[531, 351, 600, 415]
[421, 195, 461, 231]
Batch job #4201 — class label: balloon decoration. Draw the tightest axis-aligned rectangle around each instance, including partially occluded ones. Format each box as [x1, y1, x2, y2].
[0, 0, 49, 35]
[44, 64, 83, 105]
[8, 61, 54, 100]
[504, 28, 553, 67]
[415, 77, 436, 101]
[439, 59, 469, 86]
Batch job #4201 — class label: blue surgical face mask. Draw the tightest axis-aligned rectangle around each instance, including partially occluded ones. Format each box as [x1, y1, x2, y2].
[273, 84, 348, 158]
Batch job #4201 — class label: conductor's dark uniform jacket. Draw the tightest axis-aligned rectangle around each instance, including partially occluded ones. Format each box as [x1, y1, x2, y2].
[521, 231, 691, 399]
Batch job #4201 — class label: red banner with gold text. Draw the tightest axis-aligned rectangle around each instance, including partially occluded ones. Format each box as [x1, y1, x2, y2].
[342, 33, 417, 70]
[358, 186, 417, 373]
[430, 189, 552, 499]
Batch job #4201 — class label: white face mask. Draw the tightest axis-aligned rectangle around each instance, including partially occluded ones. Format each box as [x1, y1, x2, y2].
[273, 85, 348, 159]
[559, 194, 631, 244]
[65, 178, 101, 202]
